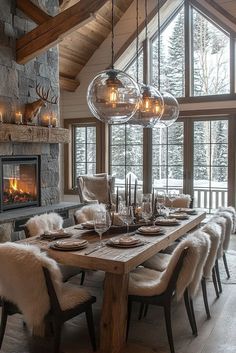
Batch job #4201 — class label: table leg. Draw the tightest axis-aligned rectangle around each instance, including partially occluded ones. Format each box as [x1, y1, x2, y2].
[100, 272, 129, 353]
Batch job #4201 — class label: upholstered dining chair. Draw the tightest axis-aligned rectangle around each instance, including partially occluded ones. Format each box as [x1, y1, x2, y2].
[25, 212, 85, 284]
[164, 193, 192, 209]
[0, 242, 96, 353]
[127, 231, 210, 353]
[74, 203, 106, 224]
[218, 206, 236, 233]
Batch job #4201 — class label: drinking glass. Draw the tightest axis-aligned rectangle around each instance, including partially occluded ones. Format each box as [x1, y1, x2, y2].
[118, 202, 134, 235]
[156, 191, 166, 217]
[168, 190, 179, 210]
[141, 198, 153, 225]
[94, 210, 111, 247]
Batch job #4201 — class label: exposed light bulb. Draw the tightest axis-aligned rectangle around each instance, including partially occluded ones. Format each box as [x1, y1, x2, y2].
[109, 86, 118, 104]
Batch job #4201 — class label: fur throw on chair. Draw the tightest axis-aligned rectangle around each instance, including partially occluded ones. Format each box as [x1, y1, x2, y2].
[215, 211, 233, 251]
[210, 215, 226, 258]
[202, 222, 221, 278]
[25, 212, 63, 237]
[74, 203, 106, 224]
[219, 206, 236, 233]
[0, 243, 91, 330]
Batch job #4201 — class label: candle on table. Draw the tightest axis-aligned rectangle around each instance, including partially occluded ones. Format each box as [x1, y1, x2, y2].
[43, 115, 51, 127]
[15, 112, 22, 124]
[51, 114, 57, 127]
[134, 178, 137, 207]
[129, 174, 131, 206]
[0, 112, 3, 124]
[152, 187, 155, 211]
[116, 186, 119, 212]
[125, 177, 128, 206]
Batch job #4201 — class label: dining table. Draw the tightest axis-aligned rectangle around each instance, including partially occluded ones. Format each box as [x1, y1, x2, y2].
[22, 211, 206, 353]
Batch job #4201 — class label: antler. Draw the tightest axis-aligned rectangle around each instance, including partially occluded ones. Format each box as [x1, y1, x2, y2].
[36, 83, 58, 105]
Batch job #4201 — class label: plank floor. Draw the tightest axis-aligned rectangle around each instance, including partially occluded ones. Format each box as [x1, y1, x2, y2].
[1, 236, 236, 353]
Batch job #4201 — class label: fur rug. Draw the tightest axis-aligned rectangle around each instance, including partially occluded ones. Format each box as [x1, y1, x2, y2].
[74, 203, 106, 224]
[0, 243, 91, 330]
[25, 212, 63, 237]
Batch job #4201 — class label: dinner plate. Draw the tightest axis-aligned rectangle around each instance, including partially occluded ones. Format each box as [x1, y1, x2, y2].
[178, 208, 197, 215]
[40, 231, 72, 240]
[107, 237, 144, 248]
[155, 218, 180, 226]
[137, 226, 165, 236]
[169, 213, 189, 220]
[81, 221, 94, 229]
[49, 239, 88, 251]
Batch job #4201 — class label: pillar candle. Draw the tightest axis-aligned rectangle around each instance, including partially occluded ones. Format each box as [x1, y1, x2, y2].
[129, 174, 131, 206]
[125, 177, 128, 206]
[15, 112, 22, 124]
[134, 178, 137, 207]
[51, 116, 57, 127]
[116, 186, 119, 212]
[0, 112, 3, 124]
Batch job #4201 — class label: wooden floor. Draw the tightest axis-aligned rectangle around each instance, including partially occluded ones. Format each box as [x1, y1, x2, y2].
[1, 237, 236, 353]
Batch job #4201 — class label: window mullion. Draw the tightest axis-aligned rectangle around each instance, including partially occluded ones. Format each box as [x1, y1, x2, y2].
[185, 0, 191, 98]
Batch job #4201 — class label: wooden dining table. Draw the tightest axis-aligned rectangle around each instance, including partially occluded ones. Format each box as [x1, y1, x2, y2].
[23, 211, 206, 353]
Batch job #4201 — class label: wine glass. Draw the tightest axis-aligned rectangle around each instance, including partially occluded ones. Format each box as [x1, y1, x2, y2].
[156, 191, 166, 217]
[168, 190, 179, 210]
[141, 198, 153, 225]
[94, 210, 111, 247]
[118, 202, 134, 235]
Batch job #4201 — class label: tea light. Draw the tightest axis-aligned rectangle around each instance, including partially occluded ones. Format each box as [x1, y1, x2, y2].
[42, 115, 51, 127]
[51, 115, 57, 127]
[0, 112, 3, 124]
[15, 112, 23, 125]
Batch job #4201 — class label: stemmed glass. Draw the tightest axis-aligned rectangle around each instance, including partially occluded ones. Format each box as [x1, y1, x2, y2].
[168, 190, 179, 211]
[141, 195, 153, 225]
[156, 191, 166, 217]
[94, 210, 111, 248]
[118, 202, 134, 235]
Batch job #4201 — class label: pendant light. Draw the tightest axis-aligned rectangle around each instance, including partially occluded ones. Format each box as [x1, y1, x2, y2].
[132, 0, 164, 128]
[155, 0, 179, 128]
[87, 0, 141, 124]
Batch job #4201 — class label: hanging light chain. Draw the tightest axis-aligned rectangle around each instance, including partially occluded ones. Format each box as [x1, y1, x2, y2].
[136, 0, 139, 83]
[111, 0, 115, 69]
[157, 0, 161, 90]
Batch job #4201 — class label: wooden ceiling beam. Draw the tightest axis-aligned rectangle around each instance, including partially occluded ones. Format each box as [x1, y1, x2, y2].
[205, 0, 236, 25]
[16, 0, 108, 64]
[59, 75, 80, 92]
[16, 0, 51, 25]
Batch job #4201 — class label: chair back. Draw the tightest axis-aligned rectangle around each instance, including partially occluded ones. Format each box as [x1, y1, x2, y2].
[77, 173, 114, 206]
[210, 215, 226, 258]
[202, 222, 221, 277]
[43, 267, 61, 314]
[25, 212, 63, 237]
[164, 194, 192, 208]
[215, 210, 233, 251]
[0, 242, 62, 329]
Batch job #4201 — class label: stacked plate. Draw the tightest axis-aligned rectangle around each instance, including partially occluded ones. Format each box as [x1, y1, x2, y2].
[49, 239, 88, 251]
[107, 236, 144, 248]
[155, 218, 180, 226]
[40, 229, 72, 240]
[137, 226, 165, 236]
[178, 208, 197, 215]
[81, 221, 94, 229]
[169, 212, 189, 220]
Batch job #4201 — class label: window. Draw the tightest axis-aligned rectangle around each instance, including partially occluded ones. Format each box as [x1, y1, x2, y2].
[152, 122, 184, 192]
[109, 124, 143, 185]
[125, 50, 144, 82]
[192, 9, 230, 96]
[72, 124, 97, 186]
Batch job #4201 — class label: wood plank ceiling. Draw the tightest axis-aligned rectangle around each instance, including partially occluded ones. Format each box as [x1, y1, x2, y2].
[59, 0, 133, 91]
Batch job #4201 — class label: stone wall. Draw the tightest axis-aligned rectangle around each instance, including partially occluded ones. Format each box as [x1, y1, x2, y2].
[0, 0, 60, 206]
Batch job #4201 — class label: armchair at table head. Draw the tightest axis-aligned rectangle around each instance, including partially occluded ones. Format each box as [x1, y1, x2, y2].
[77, 173, 115, 207]
[164, 193, 192, 209]
[0, 242, 96, 353]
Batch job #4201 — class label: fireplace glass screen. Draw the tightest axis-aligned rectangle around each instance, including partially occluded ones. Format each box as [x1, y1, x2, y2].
[1, 156, 40, 211]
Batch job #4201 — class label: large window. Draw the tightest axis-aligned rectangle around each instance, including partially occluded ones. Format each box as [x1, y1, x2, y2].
[109, 124, 143, 184]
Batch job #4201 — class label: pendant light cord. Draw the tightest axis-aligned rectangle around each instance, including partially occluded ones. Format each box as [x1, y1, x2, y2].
[158, 0, 161, 90]
[145, 0, 148, 41]
[111, 0, 115, 69]
[136, 0, 139, 83]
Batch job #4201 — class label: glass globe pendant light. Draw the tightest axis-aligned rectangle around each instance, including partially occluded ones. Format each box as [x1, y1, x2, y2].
[87, 0, 140, 124]
[132, 0, 163, 128]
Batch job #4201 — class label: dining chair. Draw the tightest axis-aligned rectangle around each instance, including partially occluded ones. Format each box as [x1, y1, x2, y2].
[215, 210, 233, 279]
[74, 203, 106, 224]
[25, 212, 85, 284]
[164, 193, 192, 209]
[0, 242, 96, 353]
[127, 231, 210, 353]
[77, 173, 115, 208]
[218, 206, 236, 233]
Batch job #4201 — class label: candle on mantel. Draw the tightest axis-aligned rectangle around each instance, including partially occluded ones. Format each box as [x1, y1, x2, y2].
[42, 115, 51, 127]
[51, 113, 57, 127]
[15, 112, 22, 125]
[0, 112, 3, 124]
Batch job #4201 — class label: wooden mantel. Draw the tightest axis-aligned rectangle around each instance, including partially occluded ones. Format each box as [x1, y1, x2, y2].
[0, 124, 69, 144]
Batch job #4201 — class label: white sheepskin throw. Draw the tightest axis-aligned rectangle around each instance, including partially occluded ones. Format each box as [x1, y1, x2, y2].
[210, 215, 226, 258]
[219, 206, 236, 233]
[25, 212, 63, 237]
[202, 222, 221, 278]
[0, 243, 92, 331]
[165, 194, 191, 208]
[129, 230, 208, 301]
[216, 211, 233, 251]
[74, 203, 106, 224]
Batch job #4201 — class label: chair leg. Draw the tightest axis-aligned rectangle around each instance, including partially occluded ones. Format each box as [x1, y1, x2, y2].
[215, 259, 222, 293]
[184, 289, 197, 336]
[212, 267, 219, 298]
[80, 270, 86, 285]
[201, 278, 211, 319]
[144, 304, 149, 318]
[52, 321, 62, 353]
[85, 306, 96, 351]
[0, 303, 8, 350]
[164, 303, 175, 353]
[189, 298, 198, 336]
[223, 253, 230, 279]
[126, 299, 132, 341]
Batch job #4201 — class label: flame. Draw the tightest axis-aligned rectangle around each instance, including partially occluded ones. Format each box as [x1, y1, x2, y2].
[9, 178, 18, 191]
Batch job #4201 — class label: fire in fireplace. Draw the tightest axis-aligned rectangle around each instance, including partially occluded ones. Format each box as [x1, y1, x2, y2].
[0, 156, 40, 212]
